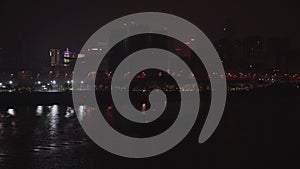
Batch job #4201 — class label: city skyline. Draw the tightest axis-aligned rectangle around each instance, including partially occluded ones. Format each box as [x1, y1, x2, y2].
[1, 0, 300, 71]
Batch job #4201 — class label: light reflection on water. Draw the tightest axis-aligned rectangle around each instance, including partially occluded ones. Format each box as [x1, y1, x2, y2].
[0, 102, 144, 153]
[77, 105, 86, 121]
[0, 104, 91, 167]
[36, 105, 43, 116]
[0, 102, 170, 168]
[65, 106, 75, 118]
[48, 104, 59, 137]
[0, 92, 296, 169]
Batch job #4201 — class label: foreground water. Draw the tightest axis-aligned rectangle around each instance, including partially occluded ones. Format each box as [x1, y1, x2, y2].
[0, 88, 299, 169]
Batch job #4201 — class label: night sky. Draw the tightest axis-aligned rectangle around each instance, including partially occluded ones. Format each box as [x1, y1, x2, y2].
[0, 0, 299, 70]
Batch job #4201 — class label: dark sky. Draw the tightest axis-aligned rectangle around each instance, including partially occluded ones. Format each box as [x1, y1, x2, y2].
[0, 0, 299, 70]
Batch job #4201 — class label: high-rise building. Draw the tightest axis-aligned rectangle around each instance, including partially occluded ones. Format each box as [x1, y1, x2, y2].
[243, 36, 264, 64]
[49, 49, 60, 67]
[63, 48, 71, 67]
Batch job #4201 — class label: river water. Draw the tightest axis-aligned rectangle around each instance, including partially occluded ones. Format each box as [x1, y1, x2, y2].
[0, 88, 299, 169]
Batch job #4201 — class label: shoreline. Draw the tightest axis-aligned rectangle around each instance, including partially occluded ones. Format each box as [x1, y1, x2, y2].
[0, 83, 298, 106]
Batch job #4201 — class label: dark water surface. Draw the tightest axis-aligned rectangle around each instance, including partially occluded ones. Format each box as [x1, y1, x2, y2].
[0, 88, 299, 169]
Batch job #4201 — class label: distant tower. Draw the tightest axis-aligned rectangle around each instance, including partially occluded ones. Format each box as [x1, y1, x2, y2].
[63, 48, 71, 67]
[49, 49, 60, 67]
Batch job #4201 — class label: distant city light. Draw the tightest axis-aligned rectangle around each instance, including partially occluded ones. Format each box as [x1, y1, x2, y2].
[142, 103, 146, 112]
[36, 106, 43, 116]
[77, 54, 85, 58]
[7, 108, 15, 116]
[8, 81, 13, 84]
[184, 41, 191, 45]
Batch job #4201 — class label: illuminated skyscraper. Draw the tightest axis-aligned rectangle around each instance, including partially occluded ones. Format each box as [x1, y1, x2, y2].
[49, 49, 60, 67]
[63, 48, 71, 67]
